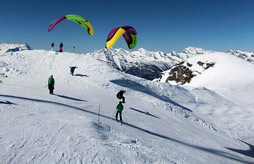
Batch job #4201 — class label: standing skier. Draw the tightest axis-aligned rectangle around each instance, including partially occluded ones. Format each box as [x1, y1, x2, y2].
[48, 75, 55, 94]
[51, 42, 54, 51]
[59, 42, 63, 52]
[115, 101, 124, 122]
[116, 89, 126, 103]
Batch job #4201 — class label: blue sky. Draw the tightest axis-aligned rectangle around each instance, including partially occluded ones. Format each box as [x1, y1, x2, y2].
[0, 0, 253, 53]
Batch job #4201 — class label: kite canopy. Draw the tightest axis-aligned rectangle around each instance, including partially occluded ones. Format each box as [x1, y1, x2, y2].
[106, 26, 137, 49]
[48, 14, 94, 36]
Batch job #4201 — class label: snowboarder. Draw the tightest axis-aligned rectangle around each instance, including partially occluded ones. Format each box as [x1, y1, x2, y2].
[70, 66, 78, 76]
[115, 101, 124, 121]
[116, 89, 126, 103]
[48, 75, 55, 94]
[51, 42, 54, 51]
[59, 42, 63, 52]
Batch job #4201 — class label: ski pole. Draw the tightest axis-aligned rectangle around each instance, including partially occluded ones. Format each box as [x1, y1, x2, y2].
[98, 96, 101, 123]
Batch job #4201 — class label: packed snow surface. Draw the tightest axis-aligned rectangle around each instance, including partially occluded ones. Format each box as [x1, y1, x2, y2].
[0, 44, 254, 164]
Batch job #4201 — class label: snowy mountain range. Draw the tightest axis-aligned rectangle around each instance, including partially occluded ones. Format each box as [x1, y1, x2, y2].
[86, 45, 254, 81]
[1, 43, 253, 81]
[0, 42, 254, 163]
[86, 48, 173, 80]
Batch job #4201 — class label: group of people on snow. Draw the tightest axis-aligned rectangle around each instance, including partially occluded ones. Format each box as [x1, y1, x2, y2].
[48, 40, 127, 122]
[47, 74, 126, 122]
[51, 42, 64, 52]
[47, 66, 78, 94]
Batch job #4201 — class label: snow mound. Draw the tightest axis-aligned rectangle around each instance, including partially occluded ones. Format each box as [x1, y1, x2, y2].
[186, 53, 254, 104]
[185, 53, 254, 88]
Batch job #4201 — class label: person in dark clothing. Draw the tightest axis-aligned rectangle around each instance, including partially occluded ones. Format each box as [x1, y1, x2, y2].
[115, 101, 124, 121]
[48, 75, 55, 94]
[51, 42, 54, 51]
[70, 66, 78, 76]
[116, 89, 126, 103]
[59, 42, 63, 52]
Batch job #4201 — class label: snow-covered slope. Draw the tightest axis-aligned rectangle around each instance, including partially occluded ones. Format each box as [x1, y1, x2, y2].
[185, 53, 254, 104]
[160, 52, 254, 105]
[0, 44, 254, 163]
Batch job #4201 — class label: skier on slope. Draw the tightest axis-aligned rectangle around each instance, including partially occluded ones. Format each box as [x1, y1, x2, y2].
[116, 89, 126, 103]
[69, 66, 78, 76]
[115, 101, 124, 122]
[48, 75, 55, 95]
[59, 42, 63, 52]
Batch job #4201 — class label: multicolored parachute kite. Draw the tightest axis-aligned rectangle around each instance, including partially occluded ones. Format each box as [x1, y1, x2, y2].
[106, 26, 137, 49]
[48, 15, 94, 36]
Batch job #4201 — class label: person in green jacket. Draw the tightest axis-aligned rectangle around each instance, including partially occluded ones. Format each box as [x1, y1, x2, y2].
[115, 101, 124, 121]
[48, 75, 55, 94]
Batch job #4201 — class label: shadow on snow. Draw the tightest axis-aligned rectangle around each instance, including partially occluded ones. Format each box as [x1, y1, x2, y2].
[74, 74, 88, 77]
[129, 107, 160, 119]
[0, 100, 17, 105]
[226, 140, 254, 159]
[55, 94, 87, 102]
[110, 79, 192, 112]
[0, 94, 252, 164]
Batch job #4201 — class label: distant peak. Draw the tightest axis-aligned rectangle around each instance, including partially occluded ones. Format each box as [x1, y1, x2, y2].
[138, 48, 146, 51]
[182, 47, 213, 55]
[0, 42, 32, 54]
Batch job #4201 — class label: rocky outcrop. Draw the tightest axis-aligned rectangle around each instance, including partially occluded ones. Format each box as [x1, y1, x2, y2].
[197, 61, 215, 69]
[164, 61, 215, 85]
[165, 62, 194, 84]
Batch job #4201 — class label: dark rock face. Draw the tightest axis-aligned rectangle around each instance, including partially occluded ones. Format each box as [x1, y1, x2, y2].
[6, 47, 20, 53]
[197, 61, 215, 69]
[165, 61, 215, 84]
[126, 64, 168, 80]
[105, 58, 172, 80]
[166, 64, 194, 84]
